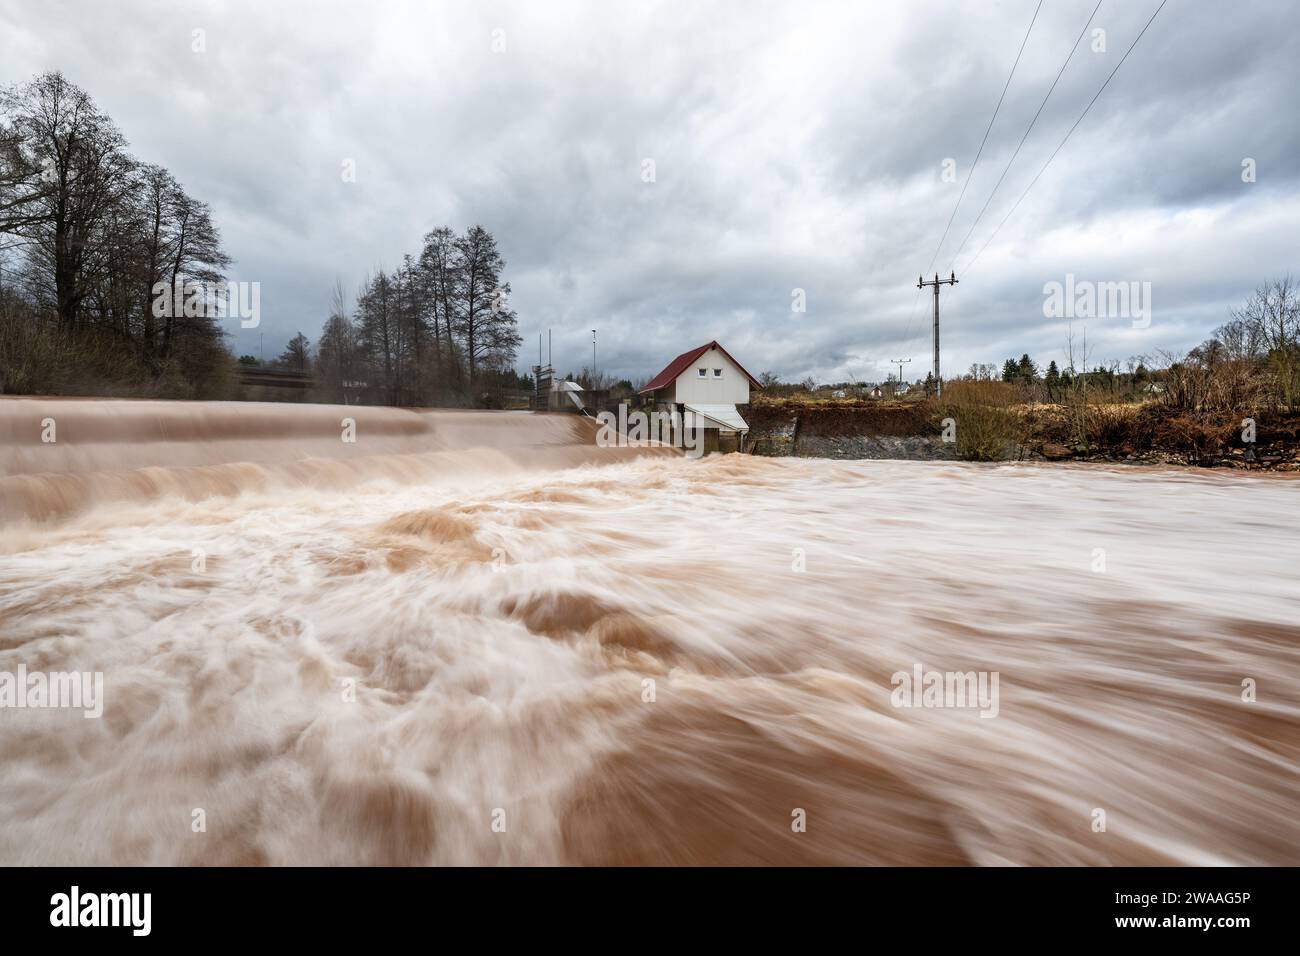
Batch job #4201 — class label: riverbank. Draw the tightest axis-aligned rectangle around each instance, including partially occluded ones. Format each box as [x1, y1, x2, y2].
[745, 397, 1300, 470]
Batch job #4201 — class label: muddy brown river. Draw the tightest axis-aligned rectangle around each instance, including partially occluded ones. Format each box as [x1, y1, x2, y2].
[1, 399, 1297, 864]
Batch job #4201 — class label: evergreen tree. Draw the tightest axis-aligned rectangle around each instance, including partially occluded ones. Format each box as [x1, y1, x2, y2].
[1001, 358, 1018, 382]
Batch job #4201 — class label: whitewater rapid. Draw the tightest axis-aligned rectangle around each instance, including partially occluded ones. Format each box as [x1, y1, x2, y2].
[0, 401, 1297, 864]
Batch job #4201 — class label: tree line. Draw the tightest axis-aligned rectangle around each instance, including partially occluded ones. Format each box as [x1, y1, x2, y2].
[0, 72, 232, 396]
[308, 224, 524, 407]
[988, 277, 1300, 413]
[993, 354, 1152, 400]
[0, 71, 527, 406]
[755, 275, 1298, 418]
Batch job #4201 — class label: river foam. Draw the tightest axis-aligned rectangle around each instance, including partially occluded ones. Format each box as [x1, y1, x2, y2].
[1, 399, 1296, 864]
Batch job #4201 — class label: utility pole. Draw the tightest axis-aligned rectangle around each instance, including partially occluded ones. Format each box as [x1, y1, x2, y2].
[917, 271, 957, 397]
[891, 358, 912, 392]
[591, 329, 597, 385]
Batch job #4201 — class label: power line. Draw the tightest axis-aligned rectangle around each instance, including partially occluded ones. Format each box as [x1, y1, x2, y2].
[947, 0, 1105, 272]
[958, 0, 1170, 279]
[896, 0, 1045, 358]
[928, 0, 1045, 275]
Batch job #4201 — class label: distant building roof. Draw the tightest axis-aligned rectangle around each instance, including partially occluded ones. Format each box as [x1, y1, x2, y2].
[639, 341, 764, 394]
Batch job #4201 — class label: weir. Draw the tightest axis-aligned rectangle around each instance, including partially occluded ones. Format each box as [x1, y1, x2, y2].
[0, 398, 676, 524]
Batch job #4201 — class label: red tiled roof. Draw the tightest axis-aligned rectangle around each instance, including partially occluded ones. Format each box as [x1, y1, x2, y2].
[638, 341, 763, 394]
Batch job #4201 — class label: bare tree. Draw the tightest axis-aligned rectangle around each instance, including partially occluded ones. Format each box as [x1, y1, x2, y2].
[315, 279, 358, 403]
[1215, 315, 1262, 363]
[1, 72, 135, 329]
[453, 225, 521, 393]
[277, 331, 311, 372]
[1064, 323, 1093, 450]
[0, 117, 49, 239]
[418, 226, 460, 394]
[1232, 276, 1299, 409]
[1, 72, 234, 396]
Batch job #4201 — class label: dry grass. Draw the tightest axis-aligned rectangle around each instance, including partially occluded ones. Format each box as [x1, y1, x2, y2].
[1, 306, 236, 399]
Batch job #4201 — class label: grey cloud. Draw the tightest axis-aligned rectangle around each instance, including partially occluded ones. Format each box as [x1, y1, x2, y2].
[3, 0, 1297, 385]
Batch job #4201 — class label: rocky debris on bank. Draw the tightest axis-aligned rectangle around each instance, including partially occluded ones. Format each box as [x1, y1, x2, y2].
[790, 434, 958, 461]
[744, 400, 1300, 470]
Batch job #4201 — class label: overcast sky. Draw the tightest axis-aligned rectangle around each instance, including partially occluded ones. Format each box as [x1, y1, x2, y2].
[3, 0, 1297, 383]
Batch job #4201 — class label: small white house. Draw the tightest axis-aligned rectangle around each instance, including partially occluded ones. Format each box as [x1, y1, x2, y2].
[639, 341, 762, 445]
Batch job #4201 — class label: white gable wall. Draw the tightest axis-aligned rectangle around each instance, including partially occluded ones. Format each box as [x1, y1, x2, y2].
[672, 346, 751, 405]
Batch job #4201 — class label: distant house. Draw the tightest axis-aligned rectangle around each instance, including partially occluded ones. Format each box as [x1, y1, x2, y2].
[639, 340, 762, 448]
[869, 381, 908, 399]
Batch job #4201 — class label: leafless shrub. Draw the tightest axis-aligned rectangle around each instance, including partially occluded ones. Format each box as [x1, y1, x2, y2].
[941, 379, 1024, 461]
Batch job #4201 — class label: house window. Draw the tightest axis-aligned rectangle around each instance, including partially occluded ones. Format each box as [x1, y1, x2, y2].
[697, 368, 707, 377]
[713, 368, 722, 377]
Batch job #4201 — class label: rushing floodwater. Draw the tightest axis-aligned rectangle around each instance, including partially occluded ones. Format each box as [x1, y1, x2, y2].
[1, 401, 1297, 865]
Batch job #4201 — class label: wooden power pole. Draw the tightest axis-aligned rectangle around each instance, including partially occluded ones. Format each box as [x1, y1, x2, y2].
[917, 272, 957, 397]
